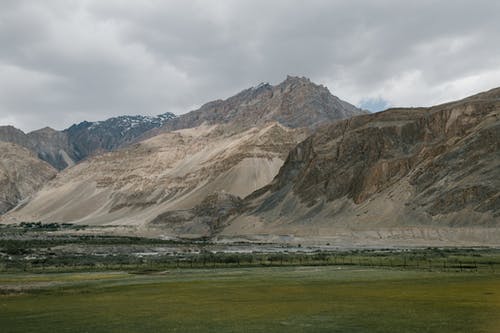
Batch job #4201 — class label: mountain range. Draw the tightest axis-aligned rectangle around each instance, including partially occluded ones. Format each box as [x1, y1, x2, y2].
[0, 113, 176, 170]
[223, 87, 500, 245]
[1, 76, 498, 246]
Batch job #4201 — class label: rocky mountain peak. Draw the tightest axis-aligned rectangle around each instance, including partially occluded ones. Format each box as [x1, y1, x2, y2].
[282, 75, 312, 86]
[155, 76, 366, 134]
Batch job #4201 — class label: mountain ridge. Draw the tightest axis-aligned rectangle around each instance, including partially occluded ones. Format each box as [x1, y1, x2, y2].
[0, 112, 177, 170]
[0, 76, 364, 170]
[219, 87, 500, 244]
[140, 75, 366, 141]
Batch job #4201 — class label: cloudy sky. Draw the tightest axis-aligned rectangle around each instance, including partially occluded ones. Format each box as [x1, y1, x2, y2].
[1, 0, 499, 132]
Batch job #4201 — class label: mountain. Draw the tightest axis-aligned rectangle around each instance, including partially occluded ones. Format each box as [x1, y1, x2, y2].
[0, 76, 362, 171]
[221, 87, 500, 246]
[4, 123, 308, 235]
[27, 127, 76, 170]
[1, 76, 366, 231]
[0, 125, 32, 148]
[0, 113, 176, 170]
[145, 76, 365, 137]
[2, 79, 498, 246]
[64, 113, 176, 161]
[0, 125, 75, 170]
[0, 142, 57, 214]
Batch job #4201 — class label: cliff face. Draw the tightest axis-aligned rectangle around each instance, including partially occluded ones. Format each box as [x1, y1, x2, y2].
[223, 88, 500, 239]
[0, 142, 57, 214]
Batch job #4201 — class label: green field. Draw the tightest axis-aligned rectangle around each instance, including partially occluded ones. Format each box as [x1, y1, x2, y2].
[1, 267, 499, 332]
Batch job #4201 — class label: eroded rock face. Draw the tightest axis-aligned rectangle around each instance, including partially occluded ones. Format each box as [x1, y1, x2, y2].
[0, 142, 57, 214]
[233, 87, 500, 231]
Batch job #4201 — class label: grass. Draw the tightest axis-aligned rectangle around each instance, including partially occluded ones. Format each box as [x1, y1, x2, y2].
[1, 266, 499, 332]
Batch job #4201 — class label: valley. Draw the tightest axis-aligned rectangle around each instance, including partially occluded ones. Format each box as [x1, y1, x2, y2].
[2, 223, 499, 332]
[1, 78, 499, 333]
[2, 2, 499, 332]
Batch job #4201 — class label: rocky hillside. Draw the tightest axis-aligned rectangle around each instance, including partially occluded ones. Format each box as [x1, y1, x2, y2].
[149, 76, 365, 135]
[64, 113, 176, 161]
[4, 123, 307, 236]
[0, 126, 32, 148]
[222, 87, 500, 244]
[0, 113, 176, 170]
[27, 127, 76, 170]
[2, 76, 366, 232]
[0, 142, 57, 214]
[0, 125, 75, 170]
[1, 76, 362, 171]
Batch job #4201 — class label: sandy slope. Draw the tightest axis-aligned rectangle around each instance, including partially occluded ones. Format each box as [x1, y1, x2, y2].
[4, 123, 305, 231]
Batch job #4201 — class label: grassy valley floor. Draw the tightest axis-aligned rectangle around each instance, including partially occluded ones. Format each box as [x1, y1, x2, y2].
[1, 266, 499, 333]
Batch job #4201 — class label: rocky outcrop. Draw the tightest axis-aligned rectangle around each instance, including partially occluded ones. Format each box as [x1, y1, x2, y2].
[150, 192, 243, 236]
[224, 87, 500, 237]
[0, 142, 57, 214]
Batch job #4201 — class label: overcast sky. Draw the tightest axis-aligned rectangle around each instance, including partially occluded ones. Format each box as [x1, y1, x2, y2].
[1, 0, 499, 132]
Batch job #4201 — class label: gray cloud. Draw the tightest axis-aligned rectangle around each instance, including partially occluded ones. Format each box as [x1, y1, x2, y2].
[1, 0, 499, 131]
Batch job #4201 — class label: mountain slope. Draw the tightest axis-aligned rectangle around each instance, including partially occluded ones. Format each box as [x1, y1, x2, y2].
[0, 142, 57, 214]
[221, 87, 500, 244]
[3, 76, 364, 233]
[4, 123, 307, 235]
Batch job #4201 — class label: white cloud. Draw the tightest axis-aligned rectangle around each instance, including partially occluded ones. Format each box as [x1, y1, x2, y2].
[0, 0, 499, 131]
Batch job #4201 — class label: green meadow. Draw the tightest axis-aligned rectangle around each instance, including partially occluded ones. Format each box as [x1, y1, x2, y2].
[1, 266, 499, 333]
